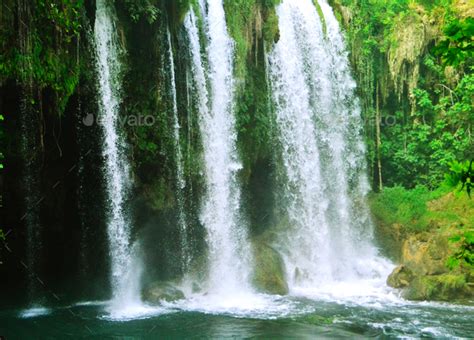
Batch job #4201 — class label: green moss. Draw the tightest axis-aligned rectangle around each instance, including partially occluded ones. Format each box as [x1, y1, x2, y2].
[438, 273, 466, 290]
[313, 0, 327, 38]
[376, 186, 474, 300]
[222, 0, 281, 174]
[262, 6, 279, 44]
[223, 0, 255, 79]
[145, 177, 175, 211]
[406, 274, 468, 301]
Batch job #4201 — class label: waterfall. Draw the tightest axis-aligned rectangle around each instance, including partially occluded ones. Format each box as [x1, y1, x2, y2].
[268, 0, 390, 292]
[166, 28, 190, 273]
[17, 0, 42, 305]
[184, 3, 252, 295]
[20, 85, 42, 305]
[94, 0, 140, 308]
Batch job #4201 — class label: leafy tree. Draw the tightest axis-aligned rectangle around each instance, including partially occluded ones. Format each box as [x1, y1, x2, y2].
[445, 160, 474, 198]
[337, 0, 473, 189]
[447, 230, 474, 269]
[121, 0, 160, 23]
[435, 17, 474, 67]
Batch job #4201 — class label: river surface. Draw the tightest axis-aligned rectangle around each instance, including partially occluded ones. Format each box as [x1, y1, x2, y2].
[2, 290, 473, 339]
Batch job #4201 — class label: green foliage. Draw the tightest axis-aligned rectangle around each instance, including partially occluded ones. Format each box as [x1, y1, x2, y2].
[435, 17, 474, 66]
[444, 160, 473, 196]
[336, 0, 473, 189]
[224, 0, 280, 169]
[223, 0, 256, 78]
[121, 0, 160, 23]
[370, 185, 434, 231]
[447, 229, 474, 269]
[313, 0, 327, 37]
[0, 0, 83, 115]
[380, 63, 473, 188]
[445, 160, 468, 186]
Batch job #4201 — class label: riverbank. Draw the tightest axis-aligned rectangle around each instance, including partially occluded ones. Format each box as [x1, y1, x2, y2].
[370, 187, 474, 301]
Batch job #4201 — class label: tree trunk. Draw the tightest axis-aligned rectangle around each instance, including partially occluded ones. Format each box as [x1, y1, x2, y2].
[376, 82, 383, 191]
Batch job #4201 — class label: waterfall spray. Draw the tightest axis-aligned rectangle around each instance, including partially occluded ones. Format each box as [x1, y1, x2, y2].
[166, 28, 191, 273]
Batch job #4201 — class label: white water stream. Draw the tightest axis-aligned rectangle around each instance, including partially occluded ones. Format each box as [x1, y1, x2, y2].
[94, 0, 141, 311]
[184, 1, 252, 297]
[166, 28, 191, 273]
[267, 0, 392, 294]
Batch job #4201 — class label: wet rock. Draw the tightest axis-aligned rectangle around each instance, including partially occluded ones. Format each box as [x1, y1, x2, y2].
[388, 232, 473, 301]
[401, 234, 450, 276]
[387, 265, 413, 288]
[403, 274, 470, 301]
[252, 243, 289, 295]
[142, 282, 185, 304]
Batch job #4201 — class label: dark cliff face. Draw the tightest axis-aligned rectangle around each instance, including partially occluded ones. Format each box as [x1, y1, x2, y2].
[0, 0, 208, 300]
[0, 0, 106, 303]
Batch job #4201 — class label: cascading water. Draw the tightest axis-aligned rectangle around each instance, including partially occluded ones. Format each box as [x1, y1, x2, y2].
[184, 3, 252, 295]
[20, 82, 42, 305]
[166, 28, 190, 273]
[268, 0, 391, 293]
[17, 1, 42, 306]
[94, 0, 140, 309]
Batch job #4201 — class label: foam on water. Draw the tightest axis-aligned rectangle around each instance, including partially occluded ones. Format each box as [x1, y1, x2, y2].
[101, 302, 172, 321]
[13, 294, 474, 338]
[72, 300, 110, 307]
[165, 292, 310, 319]
[19, 306, 52, 319]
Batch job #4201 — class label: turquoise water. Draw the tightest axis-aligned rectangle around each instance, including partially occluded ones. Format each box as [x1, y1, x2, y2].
[2, 294, 473, 339]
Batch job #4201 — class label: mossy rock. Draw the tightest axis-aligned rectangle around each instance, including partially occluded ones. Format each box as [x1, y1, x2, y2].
[387, 265, 414, 288]
[252, 242, 289, 295]
[401, 234, 450, 276]
[403, 274, 471, 301]
[142, 281, 185, 304]
[388, 231, 473, 301]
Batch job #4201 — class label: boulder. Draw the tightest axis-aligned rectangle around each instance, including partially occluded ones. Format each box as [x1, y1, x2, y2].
[142, 282, 185, 304]
[401, 234, 450, 276]
[387, 231, 474, 301]
[387, 265, 413, 288]
[403, 274, 471, 301]
[252, 243, 289, 295]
